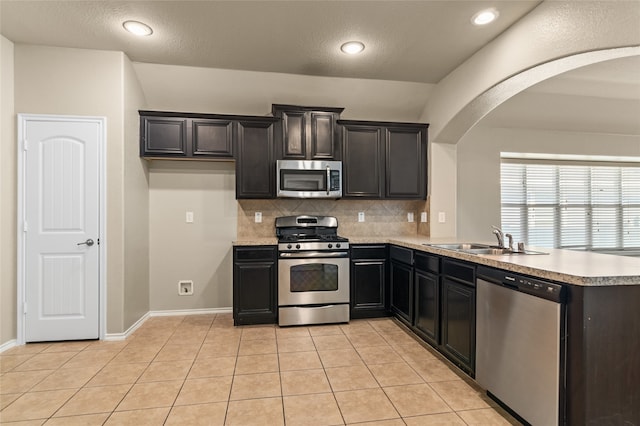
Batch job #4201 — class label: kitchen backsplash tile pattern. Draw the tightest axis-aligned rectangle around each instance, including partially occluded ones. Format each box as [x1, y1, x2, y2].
[238, 198, 430, 239]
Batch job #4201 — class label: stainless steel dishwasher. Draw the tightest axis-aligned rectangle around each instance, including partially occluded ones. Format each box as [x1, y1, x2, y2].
[476, 266, 565, 426]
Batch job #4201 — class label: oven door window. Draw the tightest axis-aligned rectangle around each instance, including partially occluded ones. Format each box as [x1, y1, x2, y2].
[289, 263, 338, 292]
[281, 170, 327, 191]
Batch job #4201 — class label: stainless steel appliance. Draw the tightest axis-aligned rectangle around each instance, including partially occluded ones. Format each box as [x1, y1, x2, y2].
[276, 215, 349, 326]
[276, 160, 342, 198]
[476, 266, 565, 426]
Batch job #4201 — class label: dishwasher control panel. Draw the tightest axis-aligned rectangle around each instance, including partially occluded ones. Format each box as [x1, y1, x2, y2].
[478, 266, 565, 303]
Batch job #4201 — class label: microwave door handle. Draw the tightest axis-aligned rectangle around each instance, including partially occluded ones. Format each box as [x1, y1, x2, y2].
[326, 166, 331, 195]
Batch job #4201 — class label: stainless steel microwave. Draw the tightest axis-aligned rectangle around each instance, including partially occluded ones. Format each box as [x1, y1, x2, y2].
[276, 160, 342, 198]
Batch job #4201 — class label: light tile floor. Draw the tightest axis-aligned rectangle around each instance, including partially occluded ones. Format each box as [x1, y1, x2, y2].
[0, 314, 521, 425]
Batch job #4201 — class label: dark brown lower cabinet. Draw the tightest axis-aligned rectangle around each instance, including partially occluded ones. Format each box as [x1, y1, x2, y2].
[413, 252, 441, 347]
[350, 245, 388, 319]
[389, 259, 413, 327]
[233, 246, 277, 325]
[414, 269, 440, 347]
[565, 284, 640, 424]
[441, 278, 475, 375]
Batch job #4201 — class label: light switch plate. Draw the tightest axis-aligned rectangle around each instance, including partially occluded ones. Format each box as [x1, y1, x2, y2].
[186, 211, 194, 223]
[358, 212, 365, 222]
[438, 212, 446, 223]
[407, 212, 414, 222]
[255, 212, 262, 223]
[421, 212, 428, 222]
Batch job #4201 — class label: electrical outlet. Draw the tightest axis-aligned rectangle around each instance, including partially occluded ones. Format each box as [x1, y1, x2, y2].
[178, 280, 193, 295]
[255, 212, 262, 223]
[420, 212, 428, 223]
[407, 212, 414, 222]
[438, 212, 446, 223]
[358, 212, 365, 222]
[186, 211, 194, 223]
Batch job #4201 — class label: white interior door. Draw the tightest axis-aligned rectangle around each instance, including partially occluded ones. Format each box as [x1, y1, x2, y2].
[21, 115, 102, 342]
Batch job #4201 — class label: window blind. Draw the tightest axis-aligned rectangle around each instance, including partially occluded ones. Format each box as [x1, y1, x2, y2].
[500, 161, 640, 251]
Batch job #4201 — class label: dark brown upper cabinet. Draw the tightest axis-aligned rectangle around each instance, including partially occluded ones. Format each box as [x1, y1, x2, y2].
[272, 104, 344, 160]
[385, 125, 427, 199]
[339, 120, 428, 200]
[140, 111, 235, 159]
[140, 115, 188, 157]
[341, 123, 384, 198]
[235, 117, 279, 199]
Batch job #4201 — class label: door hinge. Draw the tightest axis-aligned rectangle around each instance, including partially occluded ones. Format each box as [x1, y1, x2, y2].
[23, 302, 27, 314]
[23, 139, 29, 151]
[23, 221, 28, 233]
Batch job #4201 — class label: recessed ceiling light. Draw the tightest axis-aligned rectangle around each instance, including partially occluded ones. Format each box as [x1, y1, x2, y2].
[471, 8, 499, 25]
[123, 20, 153, 36]
[340, 41, 365, 55]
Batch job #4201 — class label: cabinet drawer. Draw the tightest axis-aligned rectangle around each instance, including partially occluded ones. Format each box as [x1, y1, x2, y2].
[390, 245, 413, 265]
[351, 245, 386, 260]
[443, 259, 475, 286]
[234, 246, 277, 262]
[414, 252, 439, 274]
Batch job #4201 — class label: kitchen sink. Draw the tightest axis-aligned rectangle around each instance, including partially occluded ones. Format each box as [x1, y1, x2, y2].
[423, 243, 547, 255]
[424, 243, 492, 251]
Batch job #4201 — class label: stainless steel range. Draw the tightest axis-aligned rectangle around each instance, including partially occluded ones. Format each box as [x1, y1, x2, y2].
[276, 215, 350, 326]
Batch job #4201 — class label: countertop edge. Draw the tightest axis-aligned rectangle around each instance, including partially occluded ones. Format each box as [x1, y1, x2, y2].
[233, 236, 640, 287]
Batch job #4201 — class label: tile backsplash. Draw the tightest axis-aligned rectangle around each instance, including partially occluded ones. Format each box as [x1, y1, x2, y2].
[238, 198, 430, 239]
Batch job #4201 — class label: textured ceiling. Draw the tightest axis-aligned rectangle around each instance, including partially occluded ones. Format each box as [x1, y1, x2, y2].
[0, 0, 542, 83]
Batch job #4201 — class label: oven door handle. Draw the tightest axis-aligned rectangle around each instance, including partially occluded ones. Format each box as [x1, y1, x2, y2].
[280, 251, 349, 259]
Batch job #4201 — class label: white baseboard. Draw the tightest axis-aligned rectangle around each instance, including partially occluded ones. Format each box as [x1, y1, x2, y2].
[0, 339, 17, 353]
[104, 311, 151, 341]
[103, 307, 233, 341]
[149, 307, 232, 317]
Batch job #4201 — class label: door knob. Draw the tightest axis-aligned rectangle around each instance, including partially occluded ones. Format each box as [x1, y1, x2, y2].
[77, 239, 95, 247]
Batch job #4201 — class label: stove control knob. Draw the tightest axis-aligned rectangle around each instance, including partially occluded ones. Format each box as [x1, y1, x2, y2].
[296, 244, 301, 249]
[336, 243, 341, 248]
[328, 244, 333, 249]
[287, 244, 292, 249]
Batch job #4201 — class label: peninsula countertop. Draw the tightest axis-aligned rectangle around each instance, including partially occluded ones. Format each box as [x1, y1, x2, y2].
[233, 235, 640, 286]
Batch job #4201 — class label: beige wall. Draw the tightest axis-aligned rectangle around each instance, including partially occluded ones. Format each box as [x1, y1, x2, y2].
[12, 44, 148, 337]
[122, 56, 149, 328]
[426, 1, 640, 142]
[149, 161, 236, 311]
[423, 2, 640, 241]
[134, 62, 433, 122]
[238, 199, 428, 239]
[1, 36, 16, 346]
[457, 126, 640, 242]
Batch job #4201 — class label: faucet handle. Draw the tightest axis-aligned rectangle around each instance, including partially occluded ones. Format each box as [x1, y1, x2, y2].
[491, 225, 503, 232]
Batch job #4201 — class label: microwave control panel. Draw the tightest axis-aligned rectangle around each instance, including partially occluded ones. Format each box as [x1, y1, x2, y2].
[330, 170, 341, 191]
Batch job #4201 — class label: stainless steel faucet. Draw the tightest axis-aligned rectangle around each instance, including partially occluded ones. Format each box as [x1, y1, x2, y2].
[505, 233, 514, 251]
[492, 225, 505, 248]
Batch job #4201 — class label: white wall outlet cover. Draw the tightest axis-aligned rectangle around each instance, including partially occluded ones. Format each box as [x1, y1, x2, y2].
[407, 212, 414, 222]
[421, 212, 428, 222]
[255, 212, 262, 223]
[358, 212, 365, 222]
[438, 212, 446, 223]
[186, 211, 194, 223]
[178, 280, 193, 295]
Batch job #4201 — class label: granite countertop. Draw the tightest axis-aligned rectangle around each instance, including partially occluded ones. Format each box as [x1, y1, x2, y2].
[233, 237, 278, 246]
[233, 235, 640, 287]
